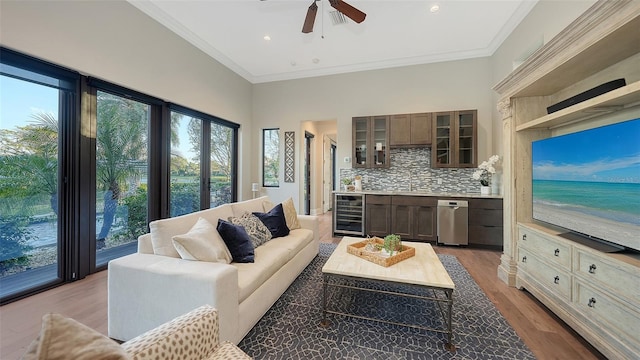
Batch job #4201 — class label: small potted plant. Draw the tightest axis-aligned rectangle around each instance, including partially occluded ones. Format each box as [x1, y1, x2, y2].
[341, 178, 354, 191]
[383, 234, 402, 256]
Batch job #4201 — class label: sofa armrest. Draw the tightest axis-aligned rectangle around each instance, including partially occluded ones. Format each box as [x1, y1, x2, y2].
[297, 215, 318, 243]
[121, 305, 221, 360]
[137, 233, 153, 254]
[108, 254, 239, 343]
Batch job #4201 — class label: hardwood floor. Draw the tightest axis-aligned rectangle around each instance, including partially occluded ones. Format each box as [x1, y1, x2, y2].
[0, 212, 605, 359]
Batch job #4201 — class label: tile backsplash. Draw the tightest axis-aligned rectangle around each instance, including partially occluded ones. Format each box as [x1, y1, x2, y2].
[341, 148, 487, 193]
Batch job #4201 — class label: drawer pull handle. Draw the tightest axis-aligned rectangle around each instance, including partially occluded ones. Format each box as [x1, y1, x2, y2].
[589, 264, 597, 274]
[554, 249, 560, 256]
[554, 276, 560, 284]
[588, 297, 596, 308]
[522, 234, 527, 241]
[522, 256, 527, 263]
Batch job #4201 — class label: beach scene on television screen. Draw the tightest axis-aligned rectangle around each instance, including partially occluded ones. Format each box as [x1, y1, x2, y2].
[532, 118, 640, 252]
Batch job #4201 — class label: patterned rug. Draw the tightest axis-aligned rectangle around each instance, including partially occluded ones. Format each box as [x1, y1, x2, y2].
[238, 243, 534, 359]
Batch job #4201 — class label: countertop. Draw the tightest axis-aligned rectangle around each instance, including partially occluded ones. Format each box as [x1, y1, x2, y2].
[333, 190, 503, 199]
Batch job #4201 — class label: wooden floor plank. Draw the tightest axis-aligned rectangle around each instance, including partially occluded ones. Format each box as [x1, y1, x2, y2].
[0, 212, 605, 359]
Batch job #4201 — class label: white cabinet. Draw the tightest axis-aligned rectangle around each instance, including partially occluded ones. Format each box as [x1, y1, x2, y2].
[517, 223, 640, 359]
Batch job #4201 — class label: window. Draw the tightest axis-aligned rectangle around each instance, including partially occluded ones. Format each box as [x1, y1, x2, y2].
[263, 128, 280, 187]
[170, 105, 238, 217]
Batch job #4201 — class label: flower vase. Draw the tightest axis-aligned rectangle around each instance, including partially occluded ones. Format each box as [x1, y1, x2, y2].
[480, 185, 491, 195]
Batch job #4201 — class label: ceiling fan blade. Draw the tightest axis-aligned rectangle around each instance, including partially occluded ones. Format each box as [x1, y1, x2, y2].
[329, 0, 366, 24]
[302, 1, 318, 33]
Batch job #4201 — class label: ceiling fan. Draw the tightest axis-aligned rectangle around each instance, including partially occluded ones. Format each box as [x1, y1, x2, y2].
[302, 0, 366, 33]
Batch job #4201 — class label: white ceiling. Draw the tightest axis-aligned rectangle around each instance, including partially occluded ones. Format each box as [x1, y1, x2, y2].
[128, 0, 538, 84]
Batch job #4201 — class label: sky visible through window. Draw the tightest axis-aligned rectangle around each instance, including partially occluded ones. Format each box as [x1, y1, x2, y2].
[0, 75, 58, 130]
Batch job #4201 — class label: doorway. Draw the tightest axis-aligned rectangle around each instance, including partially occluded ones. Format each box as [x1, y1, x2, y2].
[304, 131, 315, 215]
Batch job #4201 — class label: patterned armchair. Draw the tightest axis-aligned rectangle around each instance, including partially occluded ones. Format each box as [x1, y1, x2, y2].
[122, 305, 251, 360]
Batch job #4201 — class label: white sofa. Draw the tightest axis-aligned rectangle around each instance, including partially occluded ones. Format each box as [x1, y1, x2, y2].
[108, 196, 319, 345]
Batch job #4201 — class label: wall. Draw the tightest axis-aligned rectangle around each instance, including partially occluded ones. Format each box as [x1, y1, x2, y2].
[253, 57, 494, 210]
[0, 0, 255, 197]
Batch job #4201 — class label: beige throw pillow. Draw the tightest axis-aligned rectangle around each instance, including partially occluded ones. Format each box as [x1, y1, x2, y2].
[282, 197, 301, 230]
[263, 197, 301, 230]
[22, 313, 130, 360]
[172, 217, 232, 263]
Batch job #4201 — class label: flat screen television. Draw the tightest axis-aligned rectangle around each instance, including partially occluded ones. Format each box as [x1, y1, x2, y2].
[531, 118, 640, 253]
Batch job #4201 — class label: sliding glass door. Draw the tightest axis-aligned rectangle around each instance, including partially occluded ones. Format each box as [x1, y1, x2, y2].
[94, 91, 150, 267]
[0, 75, 64, 297]
[170, 111, 201, 217]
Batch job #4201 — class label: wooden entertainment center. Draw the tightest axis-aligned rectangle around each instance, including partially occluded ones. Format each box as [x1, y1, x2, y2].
[494, 2, 640, 359]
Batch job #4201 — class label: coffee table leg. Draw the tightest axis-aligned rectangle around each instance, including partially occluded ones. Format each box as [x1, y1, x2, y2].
[320, 273, 330, 327]
[444, 289, 455, 352]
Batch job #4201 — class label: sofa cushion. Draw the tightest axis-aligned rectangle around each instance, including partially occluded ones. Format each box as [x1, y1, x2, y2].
[171, 217, 232, 263]
[253, 203, 289, 238]
[233, 228, 314, 302]
[231, 196, 269, 217]
[228, 212, 272, 248]
[216, 219, 255, 263]
[22, 313, 130, 360]
[149, 204, 234, 258]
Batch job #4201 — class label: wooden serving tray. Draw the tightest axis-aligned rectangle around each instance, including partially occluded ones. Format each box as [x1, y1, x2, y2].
[347, 237, 415, 267]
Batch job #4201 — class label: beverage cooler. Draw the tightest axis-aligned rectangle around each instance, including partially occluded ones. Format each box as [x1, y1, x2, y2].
[333, 193, 365, 236]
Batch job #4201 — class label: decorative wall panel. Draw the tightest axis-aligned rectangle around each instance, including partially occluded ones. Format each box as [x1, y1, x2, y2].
[284, 131, 295, 182]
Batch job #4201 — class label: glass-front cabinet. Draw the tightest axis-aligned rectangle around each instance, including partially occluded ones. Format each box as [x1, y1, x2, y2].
[352, 116, 389, 169]
[431, 110, 477, 168]
[433, 112, 452, 166]
[353, 117, 369, 167]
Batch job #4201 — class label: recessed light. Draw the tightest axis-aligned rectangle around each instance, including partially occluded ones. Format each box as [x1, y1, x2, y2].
[430, 4, 440, 13]
[263, 35, 271, 41]
[312, 58, 320, 64]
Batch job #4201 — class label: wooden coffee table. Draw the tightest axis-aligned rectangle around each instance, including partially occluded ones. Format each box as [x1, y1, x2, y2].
[321, 236, 456, 351]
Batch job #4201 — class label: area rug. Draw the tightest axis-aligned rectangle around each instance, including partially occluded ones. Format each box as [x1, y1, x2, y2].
[238, 243, 534, 359]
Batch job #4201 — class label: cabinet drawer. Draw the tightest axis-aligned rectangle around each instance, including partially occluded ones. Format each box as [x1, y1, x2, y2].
[574, 249, 640, 305]
[518, 248, 571, 301]
[391, 196, 437, 206]
[469, 198, 503, 209]
[469, 226, 502, 246]
[469, 208, 502, 226]
[518, 227, 571, 270]
[366, 195, 391, 205]
[574, 279, 640, 347]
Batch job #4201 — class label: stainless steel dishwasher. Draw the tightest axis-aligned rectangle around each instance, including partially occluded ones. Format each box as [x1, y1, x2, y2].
[437, 200, 469, 246]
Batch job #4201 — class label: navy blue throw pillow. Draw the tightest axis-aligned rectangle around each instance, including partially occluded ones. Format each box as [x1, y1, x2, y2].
[216, 219, 254, 263]
[253, 203, 290, 238]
